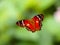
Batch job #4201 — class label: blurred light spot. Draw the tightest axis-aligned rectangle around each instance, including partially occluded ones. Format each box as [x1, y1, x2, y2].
[54, 7, 60, 23]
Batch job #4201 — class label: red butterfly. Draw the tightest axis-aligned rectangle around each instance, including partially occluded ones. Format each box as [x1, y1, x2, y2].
[16, 14, 44, 32]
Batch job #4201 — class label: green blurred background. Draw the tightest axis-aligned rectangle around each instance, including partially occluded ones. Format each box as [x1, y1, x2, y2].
[0, 0, 60, 45]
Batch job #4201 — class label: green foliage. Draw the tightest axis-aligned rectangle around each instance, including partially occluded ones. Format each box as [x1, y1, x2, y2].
[0, 0, 60, 45]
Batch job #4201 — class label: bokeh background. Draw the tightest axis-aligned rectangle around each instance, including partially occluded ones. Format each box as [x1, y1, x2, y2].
[0, 0, 60, 45]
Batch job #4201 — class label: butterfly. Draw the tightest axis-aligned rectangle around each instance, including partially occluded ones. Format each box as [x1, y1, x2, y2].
[16, 14, 44, 32]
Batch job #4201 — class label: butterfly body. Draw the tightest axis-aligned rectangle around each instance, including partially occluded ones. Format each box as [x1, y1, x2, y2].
[16, 14, 44, 32]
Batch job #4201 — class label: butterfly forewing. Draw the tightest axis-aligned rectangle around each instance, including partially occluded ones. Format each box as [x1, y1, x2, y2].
[32, 16, 41, 30]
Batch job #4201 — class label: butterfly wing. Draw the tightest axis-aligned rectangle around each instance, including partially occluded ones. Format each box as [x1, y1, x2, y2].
[16, 14, 44, 32]
[23, 20, 35, 32]
[32, 16, 42, 31]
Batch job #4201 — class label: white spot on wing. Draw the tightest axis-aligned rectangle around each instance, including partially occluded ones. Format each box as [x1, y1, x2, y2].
[37, 16, 41, 20]
[22, 20, 25, 26]
[26, 24, 30, 26]
[36, 20, 39, 23]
